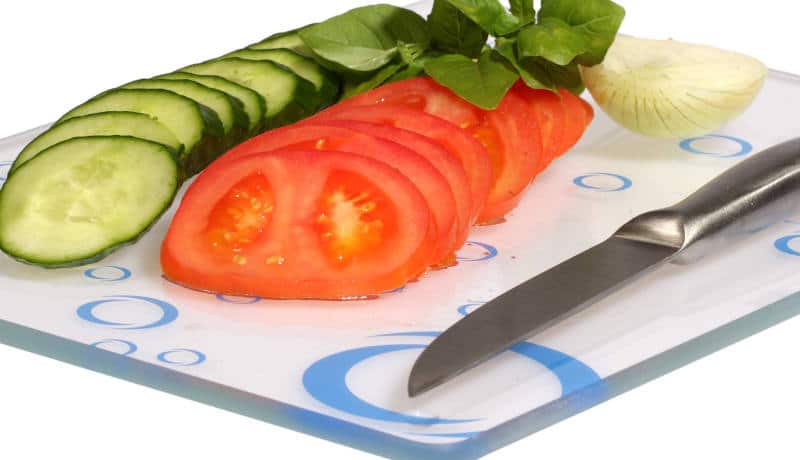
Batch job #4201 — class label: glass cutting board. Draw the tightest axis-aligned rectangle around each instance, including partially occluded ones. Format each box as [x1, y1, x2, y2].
[1, 13, 800, 459]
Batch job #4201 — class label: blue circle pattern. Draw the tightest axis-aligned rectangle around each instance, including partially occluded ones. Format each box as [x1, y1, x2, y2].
[573, 173, 632, 192]
[775, 234, 800, 256]
[679, 135, 752, 158]
[77, 295, 178, 330]
[90, 339, 138, 356]
[157, 349, 207, 366]
[303, 326, 602, 430]
[84, 266, 131, 282]
[216, 294, 262, 304]
[457, 241, 498, 262]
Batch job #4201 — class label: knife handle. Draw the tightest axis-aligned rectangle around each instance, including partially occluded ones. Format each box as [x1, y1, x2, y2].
[615, 137, 800, 263]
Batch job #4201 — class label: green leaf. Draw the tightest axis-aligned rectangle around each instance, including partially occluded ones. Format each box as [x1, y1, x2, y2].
[423, 50, 519, 109]
[299, 5, 430, 73]
[538, 0, 625, 66]
[444, 0, 525, 36]
[341, 62, 405, 99]
[509, 0, 535, 25]
[427, 0, 487, 58]
[516, 17, 590, 66]
[495, 37, 555, 92]
[495, 37, 583, 95]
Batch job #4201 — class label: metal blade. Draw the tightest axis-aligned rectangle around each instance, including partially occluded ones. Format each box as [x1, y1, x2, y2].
[408, 236, 678, 397]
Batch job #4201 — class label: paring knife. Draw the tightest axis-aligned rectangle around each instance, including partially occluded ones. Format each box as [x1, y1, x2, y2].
[408, 137, 800, 398]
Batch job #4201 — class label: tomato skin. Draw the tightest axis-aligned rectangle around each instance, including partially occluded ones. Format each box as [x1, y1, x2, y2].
[512, 83, 567, 167]
[311, 104, 489, 225]
[161, 150, 436, 299]
[217, 123, 456, 266]
[334, 77, 542, 224]
[559, 89, 590, 153]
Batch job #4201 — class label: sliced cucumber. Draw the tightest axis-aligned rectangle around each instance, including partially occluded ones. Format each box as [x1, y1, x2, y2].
[181, 58, 318, 128]
[158, 71, 265, 134]
[222, 48, 339, 108]
[0, 136, 179, 267]
[249, 29, 313, 57]
[57, 88, 224, 175]
[120, 78, 247, 145]
[11, 112, 183, 174]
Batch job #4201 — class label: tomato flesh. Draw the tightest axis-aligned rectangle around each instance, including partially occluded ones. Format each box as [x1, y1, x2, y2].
[559, 89, 590, 154]
[335, 76, 541, 224]
[512, 83, 567, 167]
[162, 150, 435, 299]
[219, 123, 455, 266]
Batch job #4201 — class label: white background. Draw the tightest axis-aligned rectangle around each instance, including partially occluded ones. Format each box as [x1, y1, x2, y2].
[1, 1, 799, 459]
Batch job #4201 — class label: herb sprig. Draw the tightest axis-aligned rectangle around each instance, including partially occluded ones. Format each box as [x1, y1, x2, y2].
[297, 0, 625, 109]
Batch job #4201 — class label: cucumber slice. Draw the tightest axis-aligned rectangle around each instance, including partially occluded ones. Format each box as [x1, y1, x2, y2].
[158, 71, 265, 134]
[10, 112, 183, 174]
[249, 29, 313, 57]
[181, 58, 318, 128]
[0, 136, 179, 267]
[58, 88, 224, 175]
[222, 48, 339, 108]
[120, 78, 247, 144]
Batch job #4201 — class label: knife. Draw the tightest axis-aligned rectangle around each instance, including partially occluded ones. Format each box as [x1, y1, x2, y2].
[408, 137, 800, 397]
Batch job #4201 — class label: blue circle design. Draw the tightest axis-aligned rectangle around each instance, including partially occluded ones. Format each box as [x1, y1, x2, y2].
[457, 241, 498, 262]
[77, 295, 178, 330]
[157, 349, 206, 366]
[216, 294, 262, 304]
[0, 160, 12, 182]
[679, 135, 752, 158]
[456, 303, 484, 317]
[775, 234, 800, 256]
[90, 339, 138, 356]
[84, 266, 131, 282]
[573, 173, 632, 192]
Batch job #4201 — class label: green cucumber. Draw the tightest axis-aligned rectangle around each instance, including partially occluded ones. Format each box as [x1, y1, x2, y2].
[0, 136, 179, 267]
[181, 58, 318, 128]
[120, 78, 247, 146]
[57, 88, 224, 175]
[10, 112, 183, 174]
[249, 29, 314, 57]
[222, 48, 340, 108]
[157, 71, 265, 134]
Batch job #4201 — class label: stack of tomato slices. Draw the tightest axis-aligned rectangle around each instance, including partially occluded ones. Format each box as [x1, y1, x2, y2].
[161, 77, 593, 299]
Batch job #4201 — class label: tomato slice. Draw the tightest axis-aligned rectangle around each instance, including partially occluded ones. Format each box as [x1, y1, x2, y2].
[334, 76, 542, 224]
[559, 89, 590, 154]
[512, 82, 567, 167]
[162, 150, 436, 299]
[219, 123, 456, 266]
[312, 104, 489, 224]
[580, 97, 595, 128]
[310, 119, 471, 264]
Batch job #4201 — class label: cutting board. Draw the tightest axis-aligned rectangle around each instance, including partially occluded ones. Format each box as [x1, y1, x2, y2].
[2, 48, 800, 460]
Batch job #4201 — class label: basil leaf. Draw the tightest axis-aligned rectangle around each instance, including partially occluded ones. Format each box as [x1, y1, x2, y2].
[299, 5, 430, 73]
[341, 62, 405, 99]
[386, 63, 426, 83]
[444, 0, 525, 36]
[538, 0, 625, 66]
[495, 37, 555, 92]
[427, 0, 486, 58]
[509, 0, 535, 25]
[424, 50, 519, 109]
[516, 17, 590, 66]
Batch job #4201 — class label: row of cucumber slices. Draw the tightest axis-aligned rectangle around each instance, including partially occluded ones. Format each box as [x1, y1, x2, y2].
[0, 30, 341, 267]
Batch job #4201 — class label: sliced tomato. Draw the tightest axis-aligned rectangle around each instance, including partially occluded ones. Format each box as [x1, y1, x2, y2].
[559, 89, 590, 154]
[580, 97, 595, 128]
[312, 104, 489, 224]
[311, 119, 471, 265]
[334, 76, 542, 224]
[512, 82, 567, 167]
[218, 123, 456, 266]
[162, 150, 436, 299]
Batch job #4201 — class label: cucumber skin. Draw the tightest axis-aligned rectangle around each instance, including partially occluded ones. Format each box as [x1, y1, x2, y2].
[0, 136, 180, 268]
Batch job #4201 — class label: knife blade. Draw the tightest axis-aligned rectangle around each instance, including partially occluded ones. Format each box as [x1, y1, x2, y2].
[409, 137, 800, 397]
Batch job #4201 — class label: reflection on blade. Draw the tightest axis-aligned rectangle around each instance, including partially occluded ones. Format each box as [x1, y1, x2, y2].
[408, 237, 677, 397]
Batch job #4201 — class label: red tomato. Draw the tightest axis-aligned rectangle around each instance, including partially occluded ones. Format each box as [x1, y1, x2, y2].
[312, 104, 489, 224]
[512, 82, 567, 167]
[335, 77, 542, 224]
[162, 150, 436, 299]
[308, 119, 472, 266]
[218, 123, 456, 266]
[580, 97, 595, 128]
[559, 89, 590, 153]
